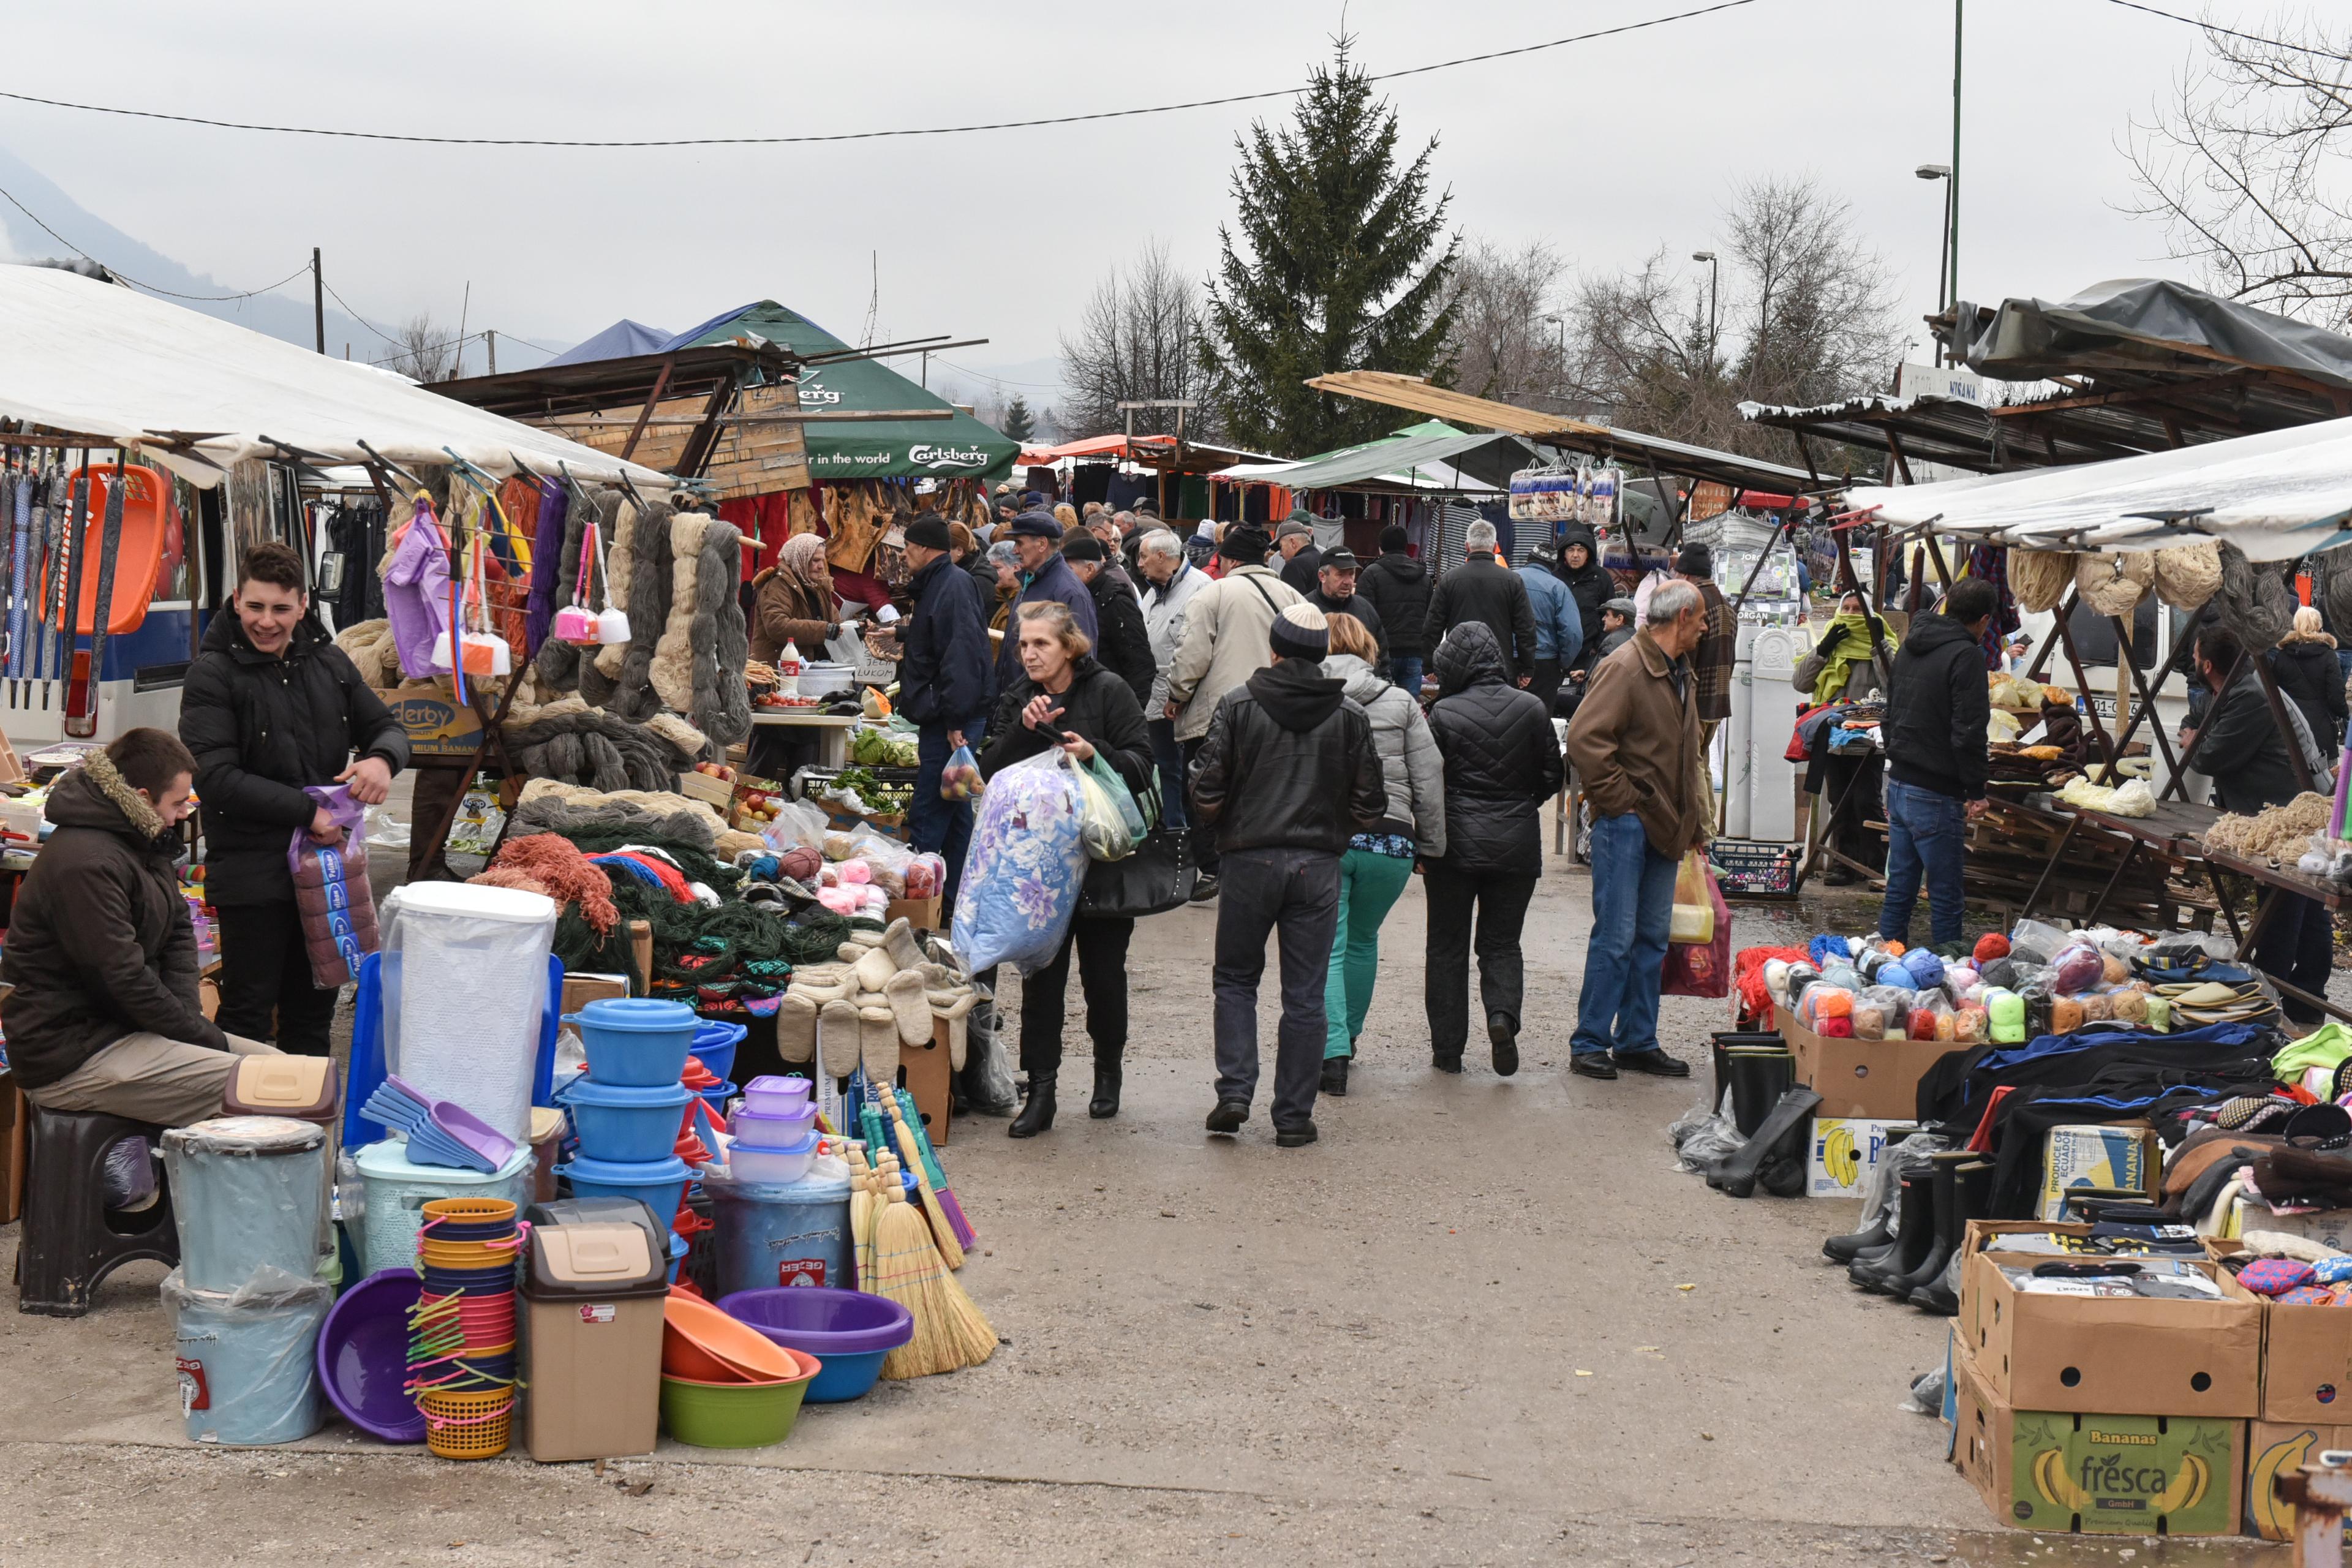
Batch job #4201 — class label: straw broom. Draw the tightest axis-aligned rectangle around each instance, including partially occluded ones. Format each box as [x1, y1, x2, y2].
[892, 1086, 975, 1254]
[843, 1142, 878, 1288]
[868, 1155, 997, 1378]
[882, 1092, 966, 1270]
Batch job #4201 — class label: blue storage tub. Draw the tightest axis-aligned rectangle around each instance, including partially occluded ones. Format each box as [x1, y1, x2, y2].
[565, 1079, 693, 1164]
[560, 1153, 692, 1232]
[568, 998, 698, 1087]
[690, 1020, 747, 1085]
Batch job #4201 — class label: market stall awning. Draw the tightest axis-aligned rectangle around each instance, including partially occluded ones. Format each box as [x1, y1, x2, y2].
[1019, 433, 1173, 464]
[661, 303, 1020, 483]
[1846, 414, 2352, 560]
[545, 318, 671, 368]
[1270, 420, 1528, 492]
[1303, 370, 1833, 492]
[0, 265, 669, 490]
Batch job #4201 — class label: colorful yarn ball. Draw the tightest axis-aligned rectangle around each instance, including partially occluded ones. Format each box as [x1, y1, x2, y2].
[1975, 933, 2011, 963]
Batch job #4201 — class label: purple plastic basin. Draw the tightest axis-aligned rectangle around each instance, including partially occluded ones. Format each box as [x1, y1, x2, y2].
[717, 1287, 913, 1402]
[317, 1270, 427, 1443]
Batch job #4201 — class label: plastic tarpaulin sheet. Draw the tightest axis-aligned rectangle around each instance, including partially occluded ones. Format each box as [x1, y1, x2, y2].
[1847, 414, 2352, 561]
[1264, 421, 1528, 493]
[0, 265, 671, 491]
[1953, 277, 2352, 389]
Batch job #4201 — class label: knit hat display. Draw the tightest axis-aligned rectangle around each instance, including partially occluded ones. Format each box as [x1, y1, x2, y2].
[903, 512, 952, 551]
[1268, 603, 1330, 660]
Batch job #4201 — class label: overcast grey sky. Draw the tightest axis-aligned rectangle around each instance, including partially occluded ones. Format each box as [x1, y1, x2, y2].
[0, 0, 2286, 421]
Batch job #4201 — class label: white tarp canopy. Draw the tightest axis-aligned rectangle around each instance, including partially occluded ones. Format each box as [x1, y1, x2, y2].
[1847, 412, 2352, 562]
[0, 265, 669, 491]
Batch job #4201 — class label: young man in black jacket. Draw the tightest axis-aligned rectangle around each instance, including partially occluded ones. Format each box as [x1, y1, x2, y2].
[1357, 526, 1431, 695]
[2187, 622, 2331, 1020]
[181, 541, 408, 1056]
[1423, 520, 1539, 684]
[1876, 576, 1996, 949]
[899, 513, 997, 909]
[1190, 604, 1387, 1147]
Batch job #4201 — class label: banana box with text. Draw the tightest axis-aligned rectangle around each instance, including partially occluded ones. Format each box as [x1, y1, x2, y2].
[1957, 1220, 2263, 1419]
[1804, 1118, 1918, 1199]
[2245, 1422, 2352, 1542]
[1773, 1005, 1954, 1120]
[1950, 1343, 2242, 1536]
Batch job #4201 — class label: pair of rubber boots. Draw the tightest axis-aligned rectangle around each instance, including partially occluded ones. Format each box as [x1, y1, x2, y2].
[1825, 1150, 1993, 1314]
[1706, 1042, 1820, 1200]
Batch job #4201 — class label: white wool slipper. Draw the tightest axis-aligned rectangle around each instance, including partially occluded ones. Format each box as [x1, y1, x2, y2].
[819, 1000, 862, 1078]
[927, 988, 979, 1071]
[853, 946, 899, 995]
[858, 1005, 900, 1080]
[884, 970, 932, 1047]
[880, 916, 924, 972]
[774, 992, 818, 1064]
[793, 970, 853, 1005]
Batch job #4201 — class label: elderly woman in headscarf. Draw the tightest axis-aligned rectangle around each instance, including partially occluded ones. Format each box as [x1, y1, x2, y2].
[1793, 591, 1899, 706]
[750, 532, 844, 664]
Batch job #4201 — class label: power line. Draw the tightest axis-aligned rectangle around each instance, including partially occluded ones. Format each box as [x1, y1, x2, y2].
[0, 1, 1763, 149]
[2103, 0, 2345, 55]
[0, 180, 311, 301]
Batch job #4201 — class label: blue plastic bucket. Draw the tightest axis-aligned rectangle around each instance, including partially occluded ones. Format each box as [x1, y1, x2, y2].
[707, 1171, 854, 1297]
[698, 1081, 739, 1126]
[561, 1154, 692, 1232]
[565, 1079, 693, 1164]
[170, 1278, 332, 1446]
[570, 998, 698, 1087]
[690, 1020, 746, 1084]
[163, 1118, 330, 1294]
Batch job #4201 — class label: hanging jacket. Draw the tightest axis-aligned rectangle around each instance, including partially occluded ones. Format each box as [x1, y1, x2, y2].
[0, 752, 227, 1090]
[2269, 636, 2346, 754]
[382, 510, 451, 680]
[897, 553, 995, 730]
[1325, 652, 1446, 856]
[1356, 549, 1432, 658]
[1882, 608, 1992, 801]
[1425, 624, 1562, 872]
[180, 614, 409, 906]
[1189, 657, 1386, 855]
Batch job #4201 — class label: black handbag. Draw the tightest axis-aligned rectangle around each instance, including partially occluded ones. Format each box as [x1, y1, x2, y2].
[1079, 778, 1196, 918]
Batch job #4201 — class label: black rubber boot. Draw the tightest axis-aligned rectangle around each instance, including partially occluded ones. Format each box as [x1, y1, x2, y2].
[1883, 1154, 1969, 1300]
[1910, 1161, 1995, 1314]
[1725, 1050, 1795, 1138]
[1008, 1081, 1056, 1139]
[1824, 1211, 1894, 1264]
[1089, 1060, 1121, 1119]
[1710, 1087, 1822, 1199]
[1852, 1169, 1937, 1293]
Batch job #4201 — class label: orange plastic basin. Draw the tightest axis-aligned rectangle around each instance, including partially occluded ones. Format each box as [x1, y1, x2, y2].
[662, 1286, 799, 1383]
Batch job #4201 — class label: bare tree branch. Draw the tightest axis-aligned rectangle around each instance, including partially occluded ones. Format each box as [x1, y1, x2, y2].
[1058, 239, 1223, 440]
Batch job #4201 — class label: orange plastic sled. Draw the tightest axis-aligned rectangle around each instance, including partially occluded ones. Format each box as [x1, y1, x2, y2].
[45, 464, 167, 636]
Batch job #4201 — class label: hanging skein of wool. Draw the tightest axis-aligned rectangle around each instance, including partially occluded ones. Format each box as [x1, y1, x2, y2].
[560, 828, 741, 897]
[2073, 551, 2154, 617]
[2215, 541, 2295, 653]
[2152, 540, 2221, 612]
[475, 834, 619, 935]
[2008, 549, 2075, 613]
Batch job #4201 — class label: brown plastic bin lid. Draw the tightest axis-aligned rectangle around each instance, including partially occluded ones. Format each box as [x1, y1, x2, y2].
[221, 1055, 337, 1121]
[527, 1223, 668, 1299]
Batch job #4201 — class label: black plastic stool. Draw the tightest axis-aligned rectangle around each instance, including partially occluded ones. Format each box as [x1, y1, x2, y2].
[13, 1105, 178, 1316]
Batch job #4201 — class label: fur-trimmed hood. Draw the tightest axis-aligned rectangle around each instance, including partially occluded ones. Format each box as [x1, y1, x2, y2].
[48, 749, 169, 848]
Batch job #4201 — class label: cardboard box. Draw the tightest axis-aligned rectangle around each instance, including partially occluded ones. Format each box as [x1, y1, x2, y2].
[886, 894, 943, 933]
[2246, 1420, 2352, 1540]
[1949, 1342, 2244, 1536]
[1775, 1005, 1956, 1121]
[560, 971, 630, 1015]
[372, 684, 484, 760]
[2038, 1125, 2158, 1220]
[2232, 1201, 2352, 1254]
[1959, 1220, 2263, 1419]
[2209, 1237, 2352, 1423]
[1806, 1117, 1918, 1199]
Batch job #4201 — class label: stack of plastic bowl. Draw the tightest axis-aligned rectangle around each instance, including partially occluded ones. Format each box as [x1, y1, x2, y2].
[560, 998, 698, 1273]
[690, 1019, 747, 1098]
[405, 1198, 523, 1460]
[728, 1077, 819, 1184]
[659, 1287, 820, 1448]
[719, 1287, 914, 1404]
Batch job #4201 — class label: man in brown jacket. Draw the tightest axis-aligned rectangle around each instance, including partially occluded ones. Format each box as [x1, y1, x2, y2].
[1562, 579, 1711, 1080]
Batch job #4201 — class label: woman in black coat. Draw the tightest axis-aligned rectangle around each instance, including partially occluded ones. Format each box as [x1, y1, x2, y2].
[2271, 607, 2348, 754]
[1422, 621, 1564, 1076]
[979, 600, 1155, 1137]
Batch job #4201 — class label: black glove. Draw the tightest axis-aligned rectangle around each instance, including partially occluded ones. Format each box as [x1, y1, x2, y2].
[1814, 625, 1847, 658]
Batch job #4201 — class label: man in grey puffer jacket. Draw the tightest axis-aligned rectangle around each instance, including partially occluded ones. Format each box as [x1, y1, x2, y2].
[1317, 611, 1444, 1097]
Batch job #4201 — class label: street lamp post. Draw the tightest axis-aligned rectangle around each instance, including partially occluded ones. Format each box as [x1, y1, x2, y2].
[1690, 251, 1719, 374]
[1542, 314, 1566, 408]
[1917, 164, 1954, 364]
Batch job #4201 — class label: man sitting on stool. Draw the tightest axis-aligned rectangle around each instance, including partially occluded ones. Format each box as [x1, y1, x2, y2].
[2, 728, 279, 1130]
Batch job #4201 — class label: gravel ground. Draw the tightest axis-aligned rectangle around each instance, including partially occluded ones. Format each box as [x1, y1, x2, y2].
[0, 809, 2290, 1566]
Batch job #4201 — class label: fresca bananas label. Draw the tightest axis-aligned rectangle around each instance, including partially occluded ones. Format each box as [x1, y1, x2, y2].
[2010, 1415, 2234, 1533]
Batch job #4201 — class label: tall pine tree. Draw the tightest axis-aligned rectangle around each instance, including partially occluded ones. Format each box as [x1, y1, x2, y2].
[1202, 38, 1460, 456]
[1000, 393, 1036, 444]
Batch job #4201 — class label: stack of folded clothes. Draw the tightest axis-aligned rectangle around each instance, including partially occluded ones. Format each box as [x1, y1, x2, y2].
[2136, 953, 2282, 1029]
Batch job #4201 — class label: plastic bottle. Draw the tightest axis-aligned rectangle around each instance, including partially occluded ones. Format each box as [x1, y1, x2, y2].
[778, 638, 802, 699]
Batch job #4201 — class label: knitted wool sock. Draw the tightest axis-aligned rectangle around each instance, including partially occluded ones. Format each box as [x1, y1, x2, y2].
[880, 917, 923, 973]
[774, 992, 818, 1064]
[859, 1005, 900, 1080]
[929, 987, 978, 1069]
[853, 946, 899, 995]
[820, 999, 861, 1077]
[885, 970, 931, 1047]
